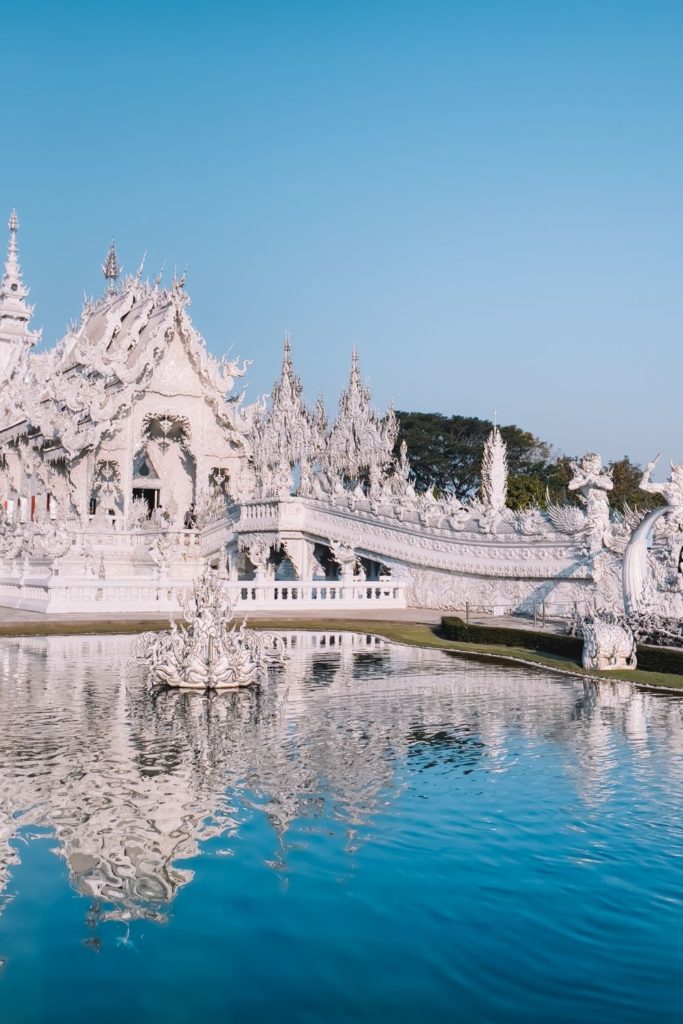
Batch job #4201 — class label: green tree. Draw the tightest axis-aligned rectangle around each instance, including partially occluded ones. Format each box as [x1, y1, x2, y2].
[607, 456, 665, 511]
[506, 474, 548, 510]
[395, 411, 665, 513]
[395, 412, 553, 501]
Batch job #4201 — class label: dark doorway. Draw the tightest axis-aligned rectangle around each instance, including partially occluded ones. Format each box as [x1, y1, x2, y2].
[133, 488, 160, 515]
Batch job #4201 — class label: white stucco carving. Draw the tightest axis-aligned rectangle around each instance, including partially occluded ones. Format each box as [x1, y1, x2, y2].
[134, 572, 284, 688]
[480, 426, 508, 512]
[581, 617, 637, 672]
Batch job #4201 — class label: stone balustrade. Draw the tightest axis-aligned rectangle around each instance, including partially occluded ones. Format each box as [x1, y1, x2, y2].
[0, 575, 407, 614]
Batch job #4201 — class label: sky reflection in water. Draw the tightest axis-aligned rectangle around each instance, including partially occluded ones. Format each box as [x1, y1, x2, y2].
[0, 632, 682, 1023]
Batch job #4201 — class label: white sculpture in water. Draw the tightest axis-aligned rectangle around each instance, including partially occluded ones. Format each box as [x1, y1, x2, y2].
[581, 617, 637, 672]
[134, 573, 285, 689]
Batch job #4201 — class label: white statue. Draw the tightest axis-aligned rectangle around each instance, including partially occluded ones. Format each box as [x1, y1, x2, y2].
[621, 455, 683, 618]
[568, 452, 612, 552]
[641, 455, 683, 523]
[581, 617, 637, 672]
[134, 572, 284, 689]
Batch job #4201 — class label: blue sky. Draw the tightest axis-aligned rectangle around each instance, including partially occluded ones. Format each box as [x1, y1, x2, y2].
[2, 0, 681, 468]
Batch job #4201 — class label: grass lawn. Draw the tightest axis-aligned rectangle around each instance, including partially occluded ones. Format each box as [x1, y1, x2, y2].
[1, 614, 682, 691]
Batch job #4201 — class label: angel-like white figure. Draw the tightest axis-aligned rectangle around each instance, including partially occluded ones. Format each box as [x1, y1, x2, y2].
[639, 454, 683, 573]
[640, 454, 683, 513]
[567, 452, 613, 552]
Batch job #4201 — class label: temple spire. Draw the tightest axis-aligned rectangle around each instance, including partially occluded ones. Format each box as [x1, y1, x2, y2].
[7, 210, 18, 265]
[2, 210, 26, 301]
[102, 239, 120, 294]
[480, 426, 508, 511]
[0, 211, 40, 379]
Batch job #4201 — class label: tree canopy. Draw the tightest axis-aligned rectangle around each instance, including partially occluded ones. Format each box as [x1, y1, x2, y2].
[394, 412, 664, 512]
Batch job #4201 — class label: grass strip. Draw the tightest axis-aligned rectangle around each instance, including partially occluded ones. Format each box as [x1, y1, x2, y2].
[1, 615, 681, 691]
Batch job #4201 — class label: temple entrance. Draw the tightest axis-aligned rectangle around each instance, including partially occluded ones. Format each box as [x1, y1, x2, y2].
[133, 487, 160, 515]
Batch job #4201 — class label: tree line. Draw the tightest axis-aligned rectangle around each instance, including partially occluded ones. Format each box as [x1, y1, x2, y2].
[394, 411, 665, 511]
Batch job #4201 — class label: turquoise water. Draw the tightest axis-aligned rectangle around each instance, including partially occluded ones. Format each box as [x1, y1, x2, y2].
[0, 632, 682, 1023]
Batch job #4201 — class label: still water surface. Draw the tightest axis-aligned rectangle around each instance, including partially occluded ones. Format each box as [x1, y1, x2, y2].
[0, 632, 681, 1023]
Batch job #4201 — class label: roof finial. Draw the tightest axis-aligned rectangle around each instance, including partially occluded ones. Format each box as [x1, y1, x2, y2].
[7, 210, 18, 257]
[101, 239, 120, 294]
[0, 209, 41, 365]
[350, 345, 361, 385]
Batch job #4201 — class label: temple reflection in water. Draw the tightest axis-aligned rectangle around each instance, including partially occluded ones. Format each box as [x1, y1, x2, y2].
[0, 632, 681, 929]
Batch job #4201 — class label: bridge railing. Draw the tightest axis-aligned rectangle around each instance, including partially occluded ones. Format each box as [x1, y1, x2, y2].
[0, 575, 407, 614]
[227, 580, 407, 610]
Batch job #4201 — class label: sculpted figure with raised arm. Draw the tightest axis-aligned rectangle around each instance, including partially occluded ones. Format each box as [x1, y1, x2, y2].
[640, 454, 683, 515]
[567, 452, 613, 552]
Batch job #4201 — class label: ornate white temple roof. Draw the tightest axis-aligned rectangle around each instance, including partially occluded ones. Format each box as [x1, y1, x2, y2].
[0, 228, 256, 457]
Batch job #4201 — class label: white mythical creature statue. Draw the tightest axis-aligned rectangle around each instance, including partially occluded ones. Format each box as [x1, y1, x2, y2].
[444, 490, 469, 530]
[134, 572, 285, 689]
[622, 456, 683, 617]
[240, 535, 273, 580]
[567, 452, 612, 553]
[640, 454, 683, 526]
[329, 538, 357, 581]
[514, 506, 548, 537]
[580, 616, 637, 672]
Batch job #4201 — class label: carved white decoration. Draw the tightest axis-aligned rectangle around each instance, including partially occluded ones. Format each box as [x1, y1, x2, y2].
[326, 349, 397, 496]
[250, 337, 317, 499]
[640, 454, 683, 516]
[194, 487, 228, 530]
[568, 452, 613, 553]
[127, 496, 151, 530]
[480, 426, 508, 511]
[134, 572, 284, 689]
[545, 501, 587, 536]
[623, 506, 670, 616]
[581, 617, 637, 672]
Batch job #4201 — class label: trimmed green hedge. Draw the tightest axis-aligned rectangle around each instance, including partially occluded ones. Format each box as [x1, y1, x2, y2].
[440, 616, 683, 677]
[636, 645, 683, 675]
[440, 617, 582, 658]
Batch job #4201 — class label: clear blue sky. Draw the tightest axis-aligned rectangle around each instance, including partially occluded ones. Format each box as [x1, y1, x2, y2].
[2, 0, 681, 468]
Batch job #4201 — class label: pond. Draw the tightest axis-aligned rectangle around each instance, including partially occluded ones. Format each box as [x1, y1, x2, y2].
[0, 631, 681, 1023]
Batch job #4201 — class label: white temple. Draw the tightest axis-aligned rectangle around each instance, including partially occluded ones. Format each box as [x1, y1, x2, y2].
[0, 211, 682, 622]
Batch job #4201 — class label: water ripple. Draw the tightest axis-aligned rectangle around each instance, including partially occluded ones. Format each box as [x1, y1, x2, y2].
[0, 632, 681, 1022]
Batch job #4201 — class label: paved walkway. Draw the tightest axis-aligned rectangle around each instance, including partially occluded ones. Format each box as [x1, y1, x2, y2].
[0, 603, 567, 634]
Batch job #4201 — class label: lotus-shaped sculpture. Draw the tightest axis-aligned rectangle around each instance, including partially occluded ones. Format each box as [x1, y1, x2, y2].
[134, 572, 285, 689]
